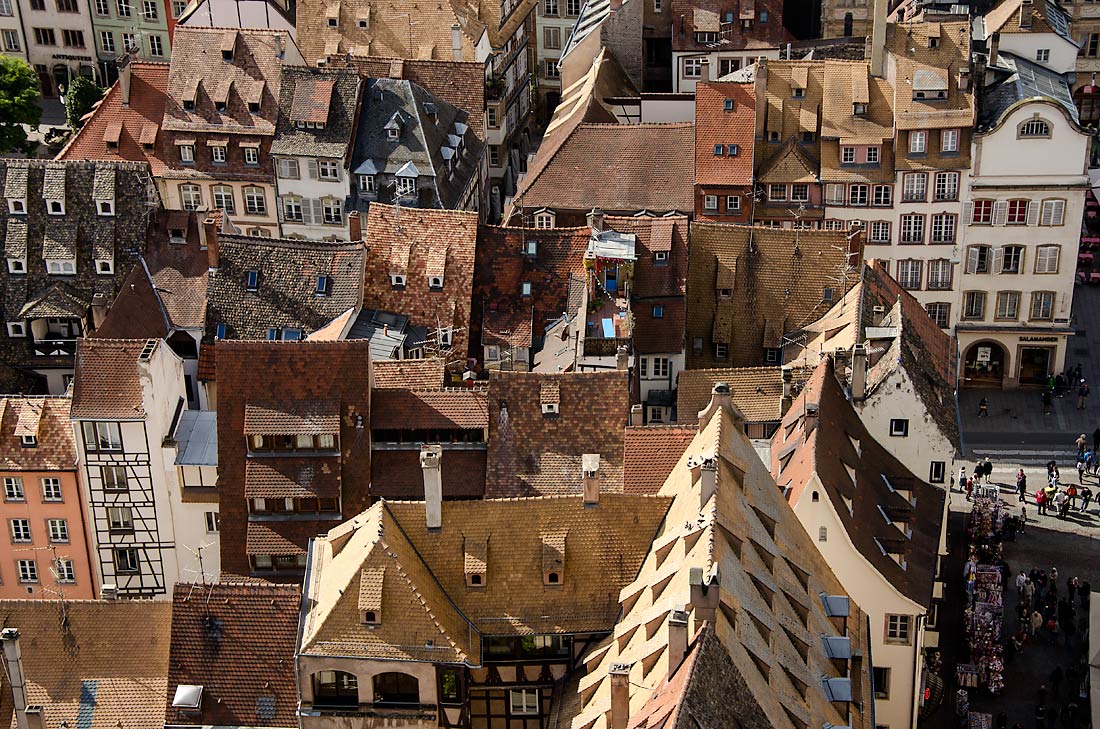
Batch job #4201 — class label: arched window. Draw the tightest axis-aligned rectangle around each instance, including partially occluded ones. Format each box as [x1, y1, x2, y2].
[1018, 118, 1051, 139]
[313, 671, 359, 707]
[373, 672, 420, 706]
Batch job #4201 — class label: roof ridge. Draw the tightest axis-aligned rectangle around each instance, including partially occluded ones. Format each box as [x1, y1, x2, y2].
[176, 25, 292, 33]
[578, 122, 694, 128]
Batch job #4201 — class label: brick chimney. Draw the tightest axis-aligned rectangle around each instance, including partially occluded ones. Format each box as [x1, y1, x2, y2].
[850, 344, 868, 401]
[629, 404, 643, 425]
[117, 52, 133, 107]
[804, 402, 819, 437]
[615, 345, 629, 371]
[203, 217, 220, 269]
[2, 629, 28, 729]
[347, 210, 363, 242]
[582, 454, 600, 506]
[586, 207, 604, 232]
[91, 292, 110, 330]
[667, 609, 689, 680]
[420, 445, 443, 530]
[609, 664, 631, 729]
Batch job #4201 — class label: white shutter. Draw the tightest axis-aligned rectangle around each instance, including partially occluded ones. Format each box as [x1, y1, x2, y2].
[1051, 199, 1065, 226]
[307, 159, 319, 180]
[962, 201, 974, 225]
[992, 200, 1009, 226]
[1025, 200, 1040, 226]
[966, 246, 980, 274]
[1040, 200, 1054, 226]
[311, 198, 324, 223]
[300, 198, 312, 225]
[992, 246, 1004, 274]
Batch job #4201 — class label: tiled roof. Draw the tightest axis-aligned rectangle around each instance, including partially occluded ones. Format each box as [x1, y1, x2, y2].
[92, 262, 171, 339]
[300, 493, 672, 663]
[633, 297, 685, 354]
[243, 400, 340, 434]
[770, 359, 945, 607]
[271, 66, 360, 159]
[0, 397, 75, 471]
[985, 0, 1073, 39]
[245, 458, 341, 498]
[144, 214, 210, 331]
[485, 371, 629, 497]
[517, 123, 695, 214]
[0, 600, 172, 729]
[71, 339, 149, 420]
[370, 388, 487, 429]
[165, 583, 299, 728]
[820, 62, 894, 143]
[163, 28, 291, 135]
[246, 521, 311, 555]
[669, 0, 791, 52]
[676, 367, 792, 423]
[694, 82, 756, 186]
[56, 62, 171, 174]
[369, 448, 486, 499]
[622, 425, 697, 494]
[685, 223, 860, 369]
[362, 205, 477, 361]
[886, 20, 974, 131]
[372, 357, 445, 389]
[206, 234, 364, 341]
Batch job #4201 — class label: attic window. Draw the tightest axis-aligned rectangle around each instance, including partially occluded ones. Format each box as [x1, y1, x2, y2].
[727, 144, 739, 156]
[525, 240, 537, 256]
[724, 98, 734, 112]
[327, 15, 337, 25]
[363, 610, 378, 623]
[20, 435, 36, 447]
[853, 102, 867, 115]
[316, 275, 332, 296]
[183, 99, 195, 111]
[48, 200, 64, 216]
[928, 36, 938, 48]
[792, 87, 805, 99]
[99, 200, 114, 216]
[390, 273, 406, 289]
[541, 530, 565, 586]
[172, 685, 203, 710]
[215, 100, 227, 113]
[655, 251, 668, 262]
[246, 270, 259, 291]
[464, 537, 487, 588]
[248, 101, 260, 113]
[215, 323, 227, 340]
[542, 403, 558, 415]
[521, 282, 532, 297]
[429, 276, 443, 290]
[714, 144, 725, 156]
[387, 127, 399, 141]
[7, 199, 25, 215]
[222, 48, 233, 60]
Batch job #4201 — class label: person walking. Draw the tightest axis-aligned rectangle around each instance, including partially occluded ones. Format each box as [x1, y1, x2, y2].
[965, 477, 973, 501]
[1036, 488, 1047, 515]
[1081, 485, 1093, 512]
[1018, 469, 1027, 502]
[979, 396, 990, 417]
[1067, 483, 1078, 510]
[1077, 433, 1088, 457]
[1054, 489, 1069, 519]
[1078, 380, 1090, 410]
[983, 457, 993, 485]
[1017, 571, 1029, 599]
[1021, 504, 1027, 531]
[1024, 574, 1035, 605]
[1042, 389, 1053, 414]
[957, 466, 966, 493]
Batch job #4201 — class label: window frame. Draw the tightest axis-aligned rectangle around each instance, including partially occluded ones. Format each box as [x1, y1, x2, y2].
[1030, 291, 1055, 321]
[995, 290, 1021, 321]
[963, 291, 986, 320]
[885, 614, 912, 645]
[47, 518, 68, 543]
[41, 478, 62, 502]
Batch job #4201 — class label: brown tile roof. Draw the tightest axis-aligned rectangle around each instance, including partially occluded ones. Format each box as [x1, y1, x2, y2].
[0, 397, 75, 471]
[633, 297, 685, 354]
[245, 458, 341, 499]
[290, 75, 335, 123]
[676, 367, 790, 424]
[71, 339, 150, 420]
[0, 600, 172, 729]
[56, 62, 171, 174]
[685, 223, 861, 368]
[371, 357, 446, 389]
[516, 123, 695, 214]
[886, 20, 974, 131]
[485, 371, 629, 497]
[144, 214, 210, 331]
[820, 63, 894, 143]
[694, 82, 756, 186]
[622, 425, 696, 494]
[92, 263, 170, 340]
[670, 0, 792, 52]
[242, 400, 340, 434]
[165, 583, 299, 728]
[363, 205, 477, 363]
[370, 388, 487, 430]
[369, 448, 486, 499]
[246, 521, 311, 556]
[985, 0, 1068, 36]
[770, 359, 945, 607]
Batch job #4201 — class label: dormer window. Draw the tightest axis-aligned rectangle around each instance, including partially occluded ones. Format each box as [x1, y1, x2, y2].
[248, 101, 260, 113]
[359, 175, 375, 193]
[46, 260, 75, 275]
[47, 200, 64, 216]
[724, 98, 734, 112]
[183, 99, 195, 111]
[215, 323, 227, 340]
[316, 275, 332, 296]
[854, 102, 867, 115]
[98, 200, 114, 216]
[20, 435, 36, 447]
[439, 328, 452, 348]
[542, 402, 558, 415]
[215, 100, 227, 113]
[327, 15, 337, 25]
[222, 48, 233, 60]
[6, 322, 26, 337]
[7, 199, 25, 215]
[96, 259, 114, 274]
[7, 258, 26, 274]
[387, 127, 399, 141]
[246, 270, 259, 291]
[792, 87, 805, 99]
[390, 273, 406, 289]
[429, 276, 443, 290]
[654, 251, 668, 263]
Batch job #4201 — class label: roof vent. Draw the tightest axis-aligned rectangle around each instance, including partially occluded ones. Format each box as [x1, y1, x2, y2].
[172, 685, 203, 710]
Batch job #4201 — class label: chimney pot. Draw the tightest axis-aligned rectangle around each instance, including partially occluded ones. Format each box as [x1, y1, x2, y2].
[91, 292, 110, 330]
[609, 664, 631, 729]
[582, 454, 600, 506]
[347, 210, 363, 242]
[586, 207, 605, 232]
[697, 381, 733, 428]
[688, 567, 719, 622]
[667, 609, 689, 680]
[451, 23, 463, 61]
[871, 305, 886, 326]
[420, 445, 443, 530]
[870, 0, 887, 76]
[117, 53, 133, 106]
[804, 403, 819, 436]
[615, 346, 629, 371]
[2, 629, 28, 729]
[629, 404, 643, 426]
[203, 218, 220, 269]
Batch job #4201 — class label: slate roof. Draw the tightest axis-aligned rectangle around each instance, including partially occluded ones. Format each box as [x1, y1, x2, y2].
[165, 583, 299, 728]
[694, 82, 756, 187]
[984, 0, 1073, 40]
[71, 339, 150, 420]
[300, 493, 672, 663]
[349, 78, 482, 210]
[272, 66, 361, 159]
[669, 0, 791, 53]
[362, 205, 477, 361]
[0, 600, 171, 729]
[622, 425, 697, 494]
[0, 397, 75, 471]
[206, 234, 364, 341]
[56, 62, 171, 175]
[485, 371, 629, 497]
[771, 359, 945, 608]
[676, 367, 793, 424]
[980, 51, 1079, 127]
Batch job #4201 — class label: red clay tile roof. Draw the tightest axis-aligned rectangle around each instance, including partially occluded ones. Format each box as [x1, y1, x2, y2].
[611, 215, 688, 299]
[372, 358, 446, 389]
[289, 75, 335, 123]
[242, 400, 340, 434]
[369, 448, 486, 499]
[623, 425, 696, 494]
[71, 339, 150, 420]
[166, 583, 299, 728]
[694, 82, 756, 186]
[363, 205, 477, 364]
[246, 520, 311, 556]
[245, 458, 341, 499]
[0, 397, 75, 471]
[56, 62, 171, 174]
[517, 124, 696, 214]
[670, 0, 792, 53]
[634, 297, 686, 354]
[197, 341, 216, 381]
[370, 388, 488, 430]
[485, 371, 629, 497]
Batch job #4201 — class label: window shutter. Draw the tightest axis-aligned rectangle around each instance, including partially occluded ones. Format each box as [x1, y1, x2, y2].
[1026, 200, 1040, 226]
[966, 246, 979, 274]
[992, 200, 1008, 226]
[962, 201, 974, 225]
[1040, 200, 1055, 225]
[307, 159, 319, 180]
[992, 247, 1004, 274]
[311, 198, 324, 223]
[300, 199, 312, 225]
[1051, 199, 1065, 226]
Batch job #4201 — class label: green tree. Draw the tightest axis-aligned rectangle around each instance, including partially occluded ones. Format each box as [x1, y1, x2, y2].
[64, 75, 104, 130]
[0, 56, 41, 154]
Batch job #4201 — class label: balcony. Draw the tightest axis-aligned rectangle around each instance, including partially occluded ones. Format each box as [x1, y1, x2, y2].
[32, 337, 77, 357]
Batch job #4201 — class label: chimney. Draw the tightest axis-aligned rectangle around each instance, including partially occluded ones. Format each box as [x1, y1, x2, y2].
[688, 567, 719, 622]
[846, 225, 864, 270]
[273, 33, 284, 59]
[988, 31, 1000, 67]
[870, 0, 887, 77]
[451, 24, 463, 61]
[91, 292, 110, 329]
[754, 60, 768, 138]
[629, 404, 643, 426]
[347, 210, 363, 242]
[851, 344, 867, 400]
[609, 664, 631, 729]
[2, 629, 28, 729]
[870, 305, 886, 326]
[615, 346, 629, 371]
[697, 456, 717, 508]
[23, 708, 43, 729]
[667, 609, 689, 680]
[586, 207, 604, 232]
[697, 381, 732, 428]
[1019, 0, 1031, 29]
[781, 366, 793, 414]
[100, 583, 118, 600]
[420, 445, 443, 530]
[582, 453, 600, 506]
[203, 217, 220, 269]
[804, 402, 819, 436]
[117, 52, 133, 106]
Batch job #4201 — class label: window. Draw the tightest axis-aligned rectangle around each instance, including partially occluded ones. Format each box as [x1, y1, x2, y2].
[17, 560, 37, 583]
[0, 0, 10, 13]
[102, 465, 128, 490]
[358, 174, 376, 194]
[695, 31, 719, 43]
[314, 671, 359, 707]
[544, 60, 560, 78]
[56, 0, 77, 10]
[1039, 199, 1065, 226]
[873, 667, 890, 699]
[683, 58, 703, 78]
[244, 187, 266, 215]
[715, 343, 728, 359]
[930, 214, 955, 243]
[123, 33, 135, 50]
[41, 478, 61, 501]
[488, 145, 501, 166]
[521, 282, 532, 296]
[245, 270, 259, 291]
[34, 28, 55, 45]
[996, 291, 1020, 320]
[926, 302, 950, 328]
[926, 461, 946, 484]
[210, 145, 226, 165]
[972, 199, 993, 225]
[967, 245, 990, 274]
[726, 196, 740, 213]
[866, 146, 880, 163]
[909, 130, 926, 154]
[534, 212, 554, 228]
[322, 198, 343, 225]
[373, 672, 419, 706]
[212, 185, 234, 213]
[116, 0, 131, 16]
[277, 159, 300, 178]
[1020, 117, 1051, 138]
[283, 196, 303, 222]
[900, 214, 924, 244]
[842, 146, 855, 163]
[318, 160, 340, 180]
[244, 147, 259, 165]
[2, 30, 19, 51]
[934, 172, 958, 201]
[1031, 291, 1055, 320]
[396, 176, 415, 197]
[902, 173, 927, 202]
[568, 0, 579, 12]
[1006, 199, 1028, 225]
[30, 0, 43, 8]
[768, 184, 787, 201]
[48, 519, 68, 542]
[172, 0, 185, 15]
[848, 184, 868, 206]
[142, 0, 156, 16]
[1035, 245, 1059, 273]
[1001, 245, 1024, 274]
[4, 477, 23, 502]
[108, 506, 134, 531]
[6, 321, 25, 337]
[54, 558, 74, 583]
[205, 512, 219, 533]
[719, 59, 740, 76]
[897, 260, 922, 290]
[179, 144, 195, 164]
[889, 419, 909, 437]
[10, 519, 30, 543]
[886, 614, 912, 644]
[927, 259, 953, 290]
[510, 689, 539, 716]
[316, 275, 332, 296]
[941, 128, 959, 152]
[703, 195, 718, 211]
[97, 30, 116, 53]
[872, 185, 892, 207]
[791, 184, 809, 202]
[824, 184, 844, 205]
[115, 548, 139, 573]
[964, 291, 986, 319]
[83, 422, 122, 452]
[544, 0, 557, 13]
[870, 221, 891, 243]
[1036, 49, 1050, 63]
[818, 526, 827, 542]
[544, 26, 560, 49]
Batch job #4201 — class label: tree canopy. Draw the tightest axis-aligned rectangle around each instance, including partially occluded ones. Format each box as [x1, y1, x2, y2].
[0, 57, 42, 154]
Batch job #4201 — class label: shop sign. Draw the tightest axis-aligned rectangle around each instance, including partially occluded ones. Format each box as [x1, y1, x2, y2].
[52, 53, 93, 62]
[1020, 336, 1058, 343]
[976, 346, 991, 363]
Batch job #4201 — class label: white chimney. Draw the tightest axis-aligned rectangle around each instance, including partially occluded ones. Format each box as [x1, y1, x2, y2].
[117, 52, 133, 106]
[667, 609, 689, 680]
[698, 456, 717, 508]
[100, 583, 118, 600]
[688, 567, 719, 622]
[609, 664, 631, 729]
[2, 629, 28, 729]
[586, 207, 605, 232]
[451, 23, 463, 61]
[420, 445, 443, 530]
[582, 453, 600, 506]
[615, 346, 629, 371]
[851, 344, 867, 400]
[273, 33, 285, 59]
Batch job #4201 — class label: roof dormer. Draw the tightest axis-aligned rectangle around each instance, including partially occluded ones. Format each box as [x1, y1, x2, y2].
[464, 536, 487, 588]
[220, 30, 237, 61]
[540, 529, 566, 586]
[358, 566, 384, 625]
[384, 112, 404, 141]
[4, 165, 27, 215]
[93, 165, 116, 217]
[43, 165, 66, 216]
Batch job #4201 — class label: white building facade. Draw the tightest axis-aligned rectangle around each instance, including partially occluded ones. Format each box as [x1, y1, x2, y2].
[0, 0, 28, 64]
[18, 0, 99, 96]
